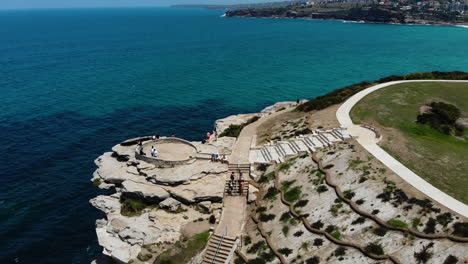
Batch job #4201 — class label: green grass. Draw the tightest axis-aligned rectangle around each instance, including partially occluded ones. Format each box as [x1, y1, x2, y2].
[387, 219, 409, 228]
[156, 231, 210, 264]
[350, 82, 468, 203]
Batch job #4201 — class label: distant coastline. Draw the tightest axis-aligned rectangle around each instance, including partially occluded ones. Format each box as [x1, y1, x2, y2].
[223, 4, 468, 27]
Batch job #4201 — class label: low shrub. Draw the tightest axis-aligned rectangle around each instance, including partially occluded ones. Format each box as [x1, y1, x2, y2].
[260, 250, 276, 262]
[243, 236, 252, 246]
[278, 248, 293, 257]
[293, 230, 304, 237]
[280, 212, 292, 222]
[351, 217, 366, 225]
[452, 222, 468, 237]
[334, 247, 347, 257]
[443, 255, 459, 264]
[343, 190, 356, 200]
[414, 242, 434, 263]
[258, 171, 275, 184]
[259, 213, 276, 222]
[263, 187, 279, 200]
[219, 116, 260, 138]
[247, 241, 266, 254]
[306, 256, 320, 264]
[284, 186, 302, 203]
[311, 220, 324, 230]
[120, 197, 148, 217]
[313, 238, 323, 247]
[294, 199, 309, 208]
[373, 227, 388, 237]
[356, 199, 365, 205]
[436, 212, 453, 227]
[282, 225, 290, 236]
[423, 218, 436, 234]
[137, 253, 153, 261]
[92, 178, 101, 186]
[316, 185, 328, 193]
[364, 243, 384, 255]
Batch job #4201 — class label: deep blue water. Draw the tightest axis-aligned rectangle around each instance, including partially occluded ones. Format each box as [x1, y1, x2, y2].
[0, 7, 467, 264]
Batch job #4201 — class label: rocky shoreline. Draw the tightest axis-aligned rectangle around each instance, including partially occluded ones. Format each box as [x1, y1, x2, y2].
[89, 101, 298, 264]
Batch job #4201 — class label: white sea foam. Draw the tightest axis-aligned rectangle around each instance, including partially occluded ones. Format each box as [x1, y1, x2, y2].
[455, 25, 468, 28]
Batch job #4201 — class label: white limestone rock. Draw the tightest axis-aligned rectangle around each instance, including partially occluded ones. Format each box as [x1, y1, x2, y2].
[214, 113, 263, 135]
[163, 174, 225, 203]
[121, 180, 170, 203]
[159, 198, 182, 212]
[144, 160, 228, 185]
[248, 185, 259, 204]
[94, 152, 141, 184]
[90, 195, 121, 214]
[111, 143, 136, 160]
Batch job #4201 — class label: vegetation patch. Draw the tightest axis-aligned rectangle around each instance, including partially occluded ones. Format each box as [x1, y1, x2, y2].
[443, 255, 459, 264]
[219, 116, 260, 138]
[280, 212, 292, 223]
[284, 186, 302, 203]
[92, 178, 101, 186]
[264, 187, 280, 200]
[313, 238, 323, 247]
[364, 243, 385, 256]
[387, 219, 408, 228]
[413, 242, 434, 264]
[306, 256, 320, 264]
[120, 197, 149, 217]
[258, 171, 275, 184]
[416, 101, 463, 136]
[259, 213, 276, 222]
[452, 222, 468, 237]
[297, 71, 468, 112]
[156, 231, 210, 264]
[278, 247, 293, 257]
[316, 185, 328, 193]
[373, 227, 388, 237]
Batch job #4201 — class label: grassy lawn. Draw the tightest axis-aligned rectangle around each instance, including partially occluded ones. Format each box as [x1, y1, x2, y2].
[350, 82, 468, 204]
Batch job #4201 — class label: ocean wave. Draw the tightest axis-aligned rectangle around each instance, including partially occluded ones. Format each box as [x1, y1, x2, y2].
[455, 25, 468, 28]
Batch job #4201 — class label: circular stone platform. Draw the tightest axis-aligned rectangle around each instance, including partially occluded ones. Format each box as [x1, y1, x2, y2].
[142, 141, 196, 161]
[136, 138, 198, 167]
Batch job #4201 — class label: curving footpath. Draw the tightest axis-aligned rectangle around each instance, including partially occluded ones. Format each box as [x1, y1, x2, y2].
[336, 80, 468, 218]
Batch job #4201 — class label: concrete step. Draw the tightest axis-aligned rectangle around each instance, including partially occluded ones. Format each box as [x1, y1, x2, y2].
[293, 140, 309, 152]
[280, 143, 296, 156]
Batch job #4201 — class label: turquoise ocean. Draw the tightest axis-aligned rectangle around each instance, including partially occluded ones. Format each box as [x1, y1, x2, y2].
[0, 7, 467, 264]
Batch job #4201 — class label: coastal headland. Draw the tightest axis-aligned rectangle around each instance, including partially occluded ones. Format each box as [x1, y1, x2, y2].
[223, 2, 468, 26]
[90, 72, 468, 264]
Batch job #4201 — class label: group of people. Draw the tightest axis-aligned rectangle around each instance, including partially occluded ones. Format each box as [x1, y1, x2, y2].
[211, 153, 228, 163]
[227, 171, 245, 195]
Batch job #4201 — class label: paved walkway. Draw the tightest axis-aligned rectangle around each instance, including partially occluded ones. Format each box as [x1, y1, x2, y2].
[336, 80, 468, 218]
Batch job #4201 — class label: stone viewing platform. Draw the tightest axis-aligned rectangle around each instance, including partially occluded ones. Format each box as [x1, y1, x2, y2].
[136, 137, 198, 167]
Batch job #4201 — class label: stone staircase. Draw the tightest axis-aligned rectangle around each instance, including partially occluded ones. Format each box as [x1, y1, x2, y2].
[202, 234, 237, 264]
[224, 180, 249, 197]
[250, 128, 352, 164]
